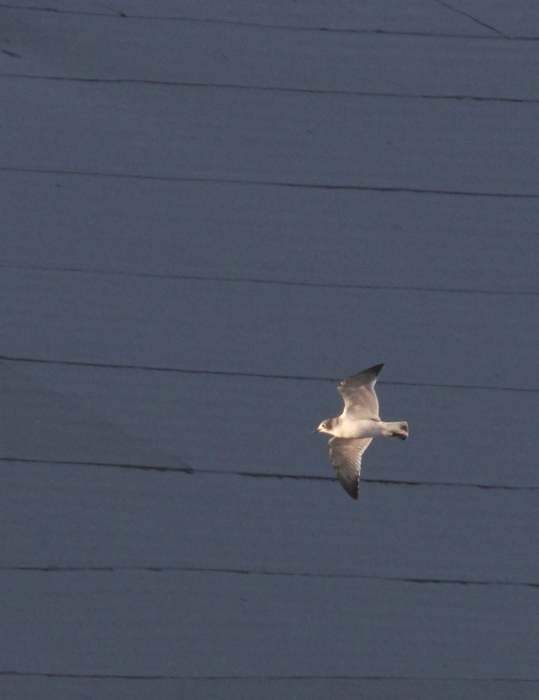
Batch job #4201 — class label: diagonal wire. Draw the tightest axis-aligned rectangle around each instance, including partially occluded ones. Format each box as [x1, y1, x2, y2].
[2, 262, 538, 298]
[1, 72, 537, 104]
[0, 2, 522, 40]
[0, 354, 537, 394]
[2, 165, 539, 199]
[433, 0, 510, 39]
[2, 562, 539, 590]
[0, 669, 538, 681]
[2, 456, 538, 492]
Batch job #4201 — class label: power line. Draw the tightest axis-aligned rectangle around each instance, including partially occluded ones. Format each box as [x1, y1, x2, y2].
[0, 669, 537, 682]
[1, 263, 537, 298]
[2, 72, 536, 104]
[2, 165, 539, 199]
[0, 354, 537, 394]
[433, 0, 509, 39]
[2, 562, 539, 590]
[0, 3, 524, 40]
[2, 456, 537, 492]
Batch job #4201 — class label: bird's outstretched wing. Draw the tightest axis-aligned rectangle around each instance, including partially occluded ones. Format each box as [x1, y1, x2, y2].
[337, 363, 383, 419]
[328, 437, 372, 500]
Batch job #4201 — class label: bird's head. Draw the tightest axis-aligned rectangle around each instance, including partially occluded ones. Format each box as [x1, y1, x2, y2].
[314, 419, 333, 435]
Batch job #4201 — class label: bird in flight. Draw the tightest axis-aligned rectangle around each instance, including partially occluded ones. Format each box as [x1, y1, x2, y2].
[314, 364, 408, 499]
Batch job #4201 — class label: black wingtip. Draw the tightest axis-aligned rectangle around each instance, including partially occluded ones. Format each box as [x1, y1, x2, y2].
[333, 470, 359, 499]
[370, 363, 384, 375]
[342, 481, 359, 500]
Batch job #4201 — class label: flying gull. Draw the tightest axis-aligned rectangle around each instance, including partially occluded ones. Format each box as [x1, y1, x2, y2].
[314, 364, 408, 499]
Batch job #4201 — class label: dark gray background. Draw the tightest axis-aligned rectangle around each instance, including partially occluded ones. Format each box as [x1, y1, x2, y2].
[1, 1, 538, 698]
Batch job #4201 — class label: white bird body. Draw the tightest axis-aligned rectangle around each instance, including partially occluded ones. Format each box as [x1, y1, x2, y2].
[322, 418, 404, 440]
[314, 364, 408, 499]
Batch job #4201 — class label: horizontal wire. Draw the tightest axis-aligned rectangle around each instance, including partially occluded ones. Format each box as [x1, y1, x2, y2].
[0, 3, 521, 40]
[0, 670, 538, 682]
[0, 354, 537, 394]
[1, 165, 539, 199]
[2, 562, 539, 590]
[2, 456, 538, 493]
[1, 72, 536, 104]
[1, 262, 537, 298]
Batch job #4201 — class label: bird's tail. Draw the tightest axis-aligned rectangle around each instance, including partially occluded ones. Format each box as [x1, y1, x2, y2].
[387, 421, 409, 440]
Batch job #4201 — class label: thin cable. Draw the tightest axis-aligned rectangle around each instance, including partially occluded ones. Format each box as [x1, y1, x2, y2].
[1, 166, 539, 199]
[2, 456, 538, 492]
[0, 3, 523, 40]
[1, 72, 536, 104]
[2, 562, 539, 589]
[0, 354, 537, 394]
[0, 669, 537, 681]
[1, 263, 537, 298]
[433, 0, 510, 39]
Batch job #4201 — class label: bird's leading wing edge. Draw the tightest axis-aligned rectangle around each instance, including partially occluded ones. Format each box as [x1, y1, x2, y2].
[337, 364, 384, 419]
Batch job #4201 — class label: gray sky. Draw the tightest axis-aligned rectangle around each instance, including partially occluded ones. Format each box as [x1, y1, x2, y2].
[1, 2, 539, 698]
